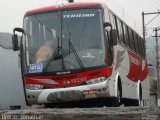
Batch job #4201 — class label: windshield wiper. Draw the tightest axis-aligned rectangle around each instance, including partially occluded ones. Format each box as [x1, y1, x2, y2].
[43, 36, 62, 72]
[68, 33, 85, 71]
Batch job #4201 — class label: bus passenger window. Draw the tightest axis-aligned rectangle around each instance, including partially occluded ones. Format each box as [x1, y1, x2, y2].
[128, 29, 134, 50]
[116, 19, 124, 44]
[122, 24, 128, 46]
[126, 26, 131, 48]
[104, 28, 113, 66]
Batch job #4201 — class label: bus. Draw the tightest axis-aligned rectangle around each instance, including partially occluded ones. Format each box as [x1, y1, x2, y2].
[12, 2, 150, 107]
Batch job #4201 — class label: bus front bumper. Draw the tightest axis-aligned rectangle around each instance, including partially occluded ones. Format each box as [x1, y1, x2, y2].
[26, 80, 110, 105]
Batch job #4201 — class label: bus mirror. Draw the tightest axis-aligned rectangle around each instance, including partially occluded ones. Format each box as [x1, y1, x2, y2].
[12, 27, 25, 51]
[103, 22, 112, 28]
[110, 29, 117, 45]
[12, 34, 19, 51]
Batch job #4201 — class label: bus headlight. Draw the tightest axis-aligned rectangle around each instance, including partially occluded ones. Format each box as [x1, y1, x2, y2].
[86, 77, 107, 85]
[26, 84, 44, 90]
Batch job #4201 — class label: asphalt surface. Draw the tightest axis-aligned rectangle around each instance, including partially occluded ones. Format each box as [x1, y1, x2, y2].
[0, 106, 160, 120]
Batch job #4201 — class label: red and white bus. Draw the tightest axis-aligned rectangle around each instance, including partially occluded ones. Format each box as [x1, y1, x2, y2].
[12, 2, 150, 107]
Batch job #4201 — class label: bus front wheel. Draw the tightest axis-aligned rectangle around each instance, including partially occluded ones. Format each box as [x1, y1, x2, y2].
[112, 80, 122, 107]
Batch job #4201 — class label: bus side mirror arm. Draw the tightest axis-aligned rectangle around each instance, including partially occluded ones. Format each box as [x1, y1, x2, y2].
[12, 27, 25, 51]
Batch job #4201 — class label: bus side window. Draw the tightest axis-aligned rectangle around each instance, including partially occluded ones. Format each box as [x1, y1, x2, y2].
[123, 24, 129, 46]
[116, 18, 124, 44]
[126, 26, 131, 48]
[128, 29, 134, 50]
[104, 28, 112, 66]
[126, 27, 131, 49]
[133, 32, 138, 53]
[137, 35, 141, 55]
[114, 17, 120, 42]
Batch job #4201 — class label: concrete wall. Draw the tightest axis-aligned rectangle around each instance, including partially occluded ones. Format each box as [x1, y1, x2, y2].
[0, 46, 26, 110]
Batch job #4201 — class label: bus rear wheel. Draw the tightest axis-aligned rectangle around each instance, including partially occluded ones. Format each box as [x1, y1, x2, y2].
[124, 84, 142, 106]
[135, 84, 142, 106]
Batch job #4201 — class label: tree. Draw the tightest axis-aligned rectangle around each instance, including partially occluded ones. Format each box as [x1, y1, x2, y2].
[150, 80, 157, 94]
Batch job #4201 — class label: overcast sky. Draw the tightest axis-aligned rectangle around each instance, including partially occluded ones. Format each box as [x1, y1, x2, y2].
[0, 0, 160, 36]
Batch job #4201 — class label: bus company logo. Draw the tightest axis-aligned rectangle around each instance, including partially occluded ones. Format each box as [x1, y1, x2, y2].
[62, 80, 69, 87]
[129, 55, 140, 66]
[63, 13, 95, 19]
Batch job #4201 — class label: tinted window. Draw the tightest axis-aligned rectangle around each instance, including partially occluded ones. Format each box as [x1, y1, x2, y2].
[132, 31, 138, 52]
[128, 29, 134, 50]
[117, 19, 124, 43]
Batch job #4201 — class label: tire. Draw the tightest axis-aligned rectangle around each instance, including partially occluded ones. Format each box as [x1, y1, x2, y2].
[112, 82, 122, 107]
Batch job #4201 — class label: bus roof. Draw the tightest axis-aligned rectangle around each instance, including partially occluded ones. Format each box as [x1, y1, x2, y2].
[26, 2, 103, 15]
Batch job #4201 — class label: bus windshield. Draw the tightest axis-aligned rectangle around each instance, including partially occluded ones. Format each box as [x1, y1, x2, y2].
[23, 8, 106, 73]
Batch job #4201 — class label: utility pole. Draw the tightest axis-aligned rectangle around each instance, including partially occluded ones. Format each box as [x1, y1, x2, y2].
[152, 28, 160, 106]
[142, 11, 160, 41]
[142, 12, 145, 42]
[142, 11, 160, 106]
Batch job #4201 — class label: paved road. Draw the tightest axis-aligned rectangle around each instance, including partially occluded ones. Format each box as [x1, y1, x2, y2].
[0, 107, 160, 120]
